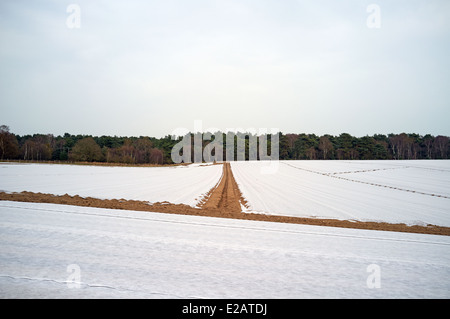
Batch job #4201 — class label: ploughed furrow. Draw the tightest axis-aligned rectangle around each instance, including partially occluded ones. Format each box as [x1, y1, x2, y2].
[200, 162, 242, 214]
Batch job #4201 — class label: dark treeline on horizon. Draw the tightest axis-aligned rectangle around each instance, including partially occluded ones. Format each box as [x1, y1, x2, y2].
[0, 125, 449, 164]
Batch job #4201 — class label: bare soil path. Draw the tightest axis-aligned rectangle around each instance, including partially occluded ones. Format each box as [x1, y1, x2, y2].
[0, 162, 449, 235]
[199, 162, 244, 214]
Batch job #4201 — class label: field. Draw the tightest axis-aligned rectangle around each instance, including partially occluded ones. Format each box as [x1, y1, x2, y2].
[231, 160, 450, 227]
[1, 201, 449, 298]
[1, 160, 449, 230]
[0, 162, 222, 206]
[0, 160, 449, 298]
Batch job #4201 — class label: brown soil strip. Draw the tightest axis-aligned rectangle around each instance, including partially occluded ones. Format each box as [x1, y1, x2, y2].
[0, 162, 449, 236]
[198, 162, 245, 213]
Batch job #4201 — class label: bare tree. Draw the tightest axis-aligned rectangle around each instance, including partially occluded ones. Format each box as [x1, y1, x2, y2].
[434, 136, 449, 159]
[20, 136, 51, 161]
[0, 125, 19, 160]
[423, 135, 433, 159]
[318, 136, 333, 159]
[149, 148, 164, 164]
[389, 133, 410, 159]
[305, 147, 317, 160]
[134, 137, 153, 163]
[0, 125, 9, 159]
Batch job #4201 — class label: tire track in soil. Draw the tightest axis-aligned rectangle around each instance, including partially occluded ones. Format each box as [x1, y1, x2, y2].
[198, 162, 245, 214]
[1, 163, 449, 236]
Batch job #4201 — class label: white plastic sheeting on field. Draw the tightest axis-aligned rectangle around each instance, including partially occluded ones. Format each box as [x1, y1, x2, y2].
[231, 160, 450, 227]
[0, 162, 222, 207]
[0, 202, 449, 298]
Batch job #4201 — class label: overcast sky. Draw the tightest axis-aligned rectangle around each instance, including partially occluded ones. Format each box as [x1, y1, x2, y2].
[1, 0, 449, 138]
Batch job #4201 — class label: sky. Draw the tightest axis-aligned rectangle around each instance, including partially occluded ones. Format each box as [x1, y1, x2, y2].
[0, 0, 449, 138]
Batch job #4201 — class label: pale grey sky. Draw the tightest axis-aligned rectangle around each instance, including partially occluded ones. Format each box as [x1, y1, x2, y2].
[1, 0, 449, 137]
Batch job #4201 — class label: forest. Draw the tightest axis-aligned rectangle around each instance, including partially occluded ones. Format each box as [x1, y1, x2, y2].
[0, 125, 449, 164]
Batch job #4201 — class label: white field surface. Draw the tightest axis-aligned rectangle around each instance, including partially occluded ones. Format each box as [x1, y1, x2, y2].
[0, 162, 221, 207]
[0, 201, 449, 298]
[231, 160, 450, 227]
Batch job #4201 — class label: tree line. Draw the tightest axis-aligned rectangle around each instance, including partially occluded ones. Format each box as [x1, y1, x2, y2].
[279, 132, 449, 160]
[0, 125, 449, 163]
[0, 125, 169, 164]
